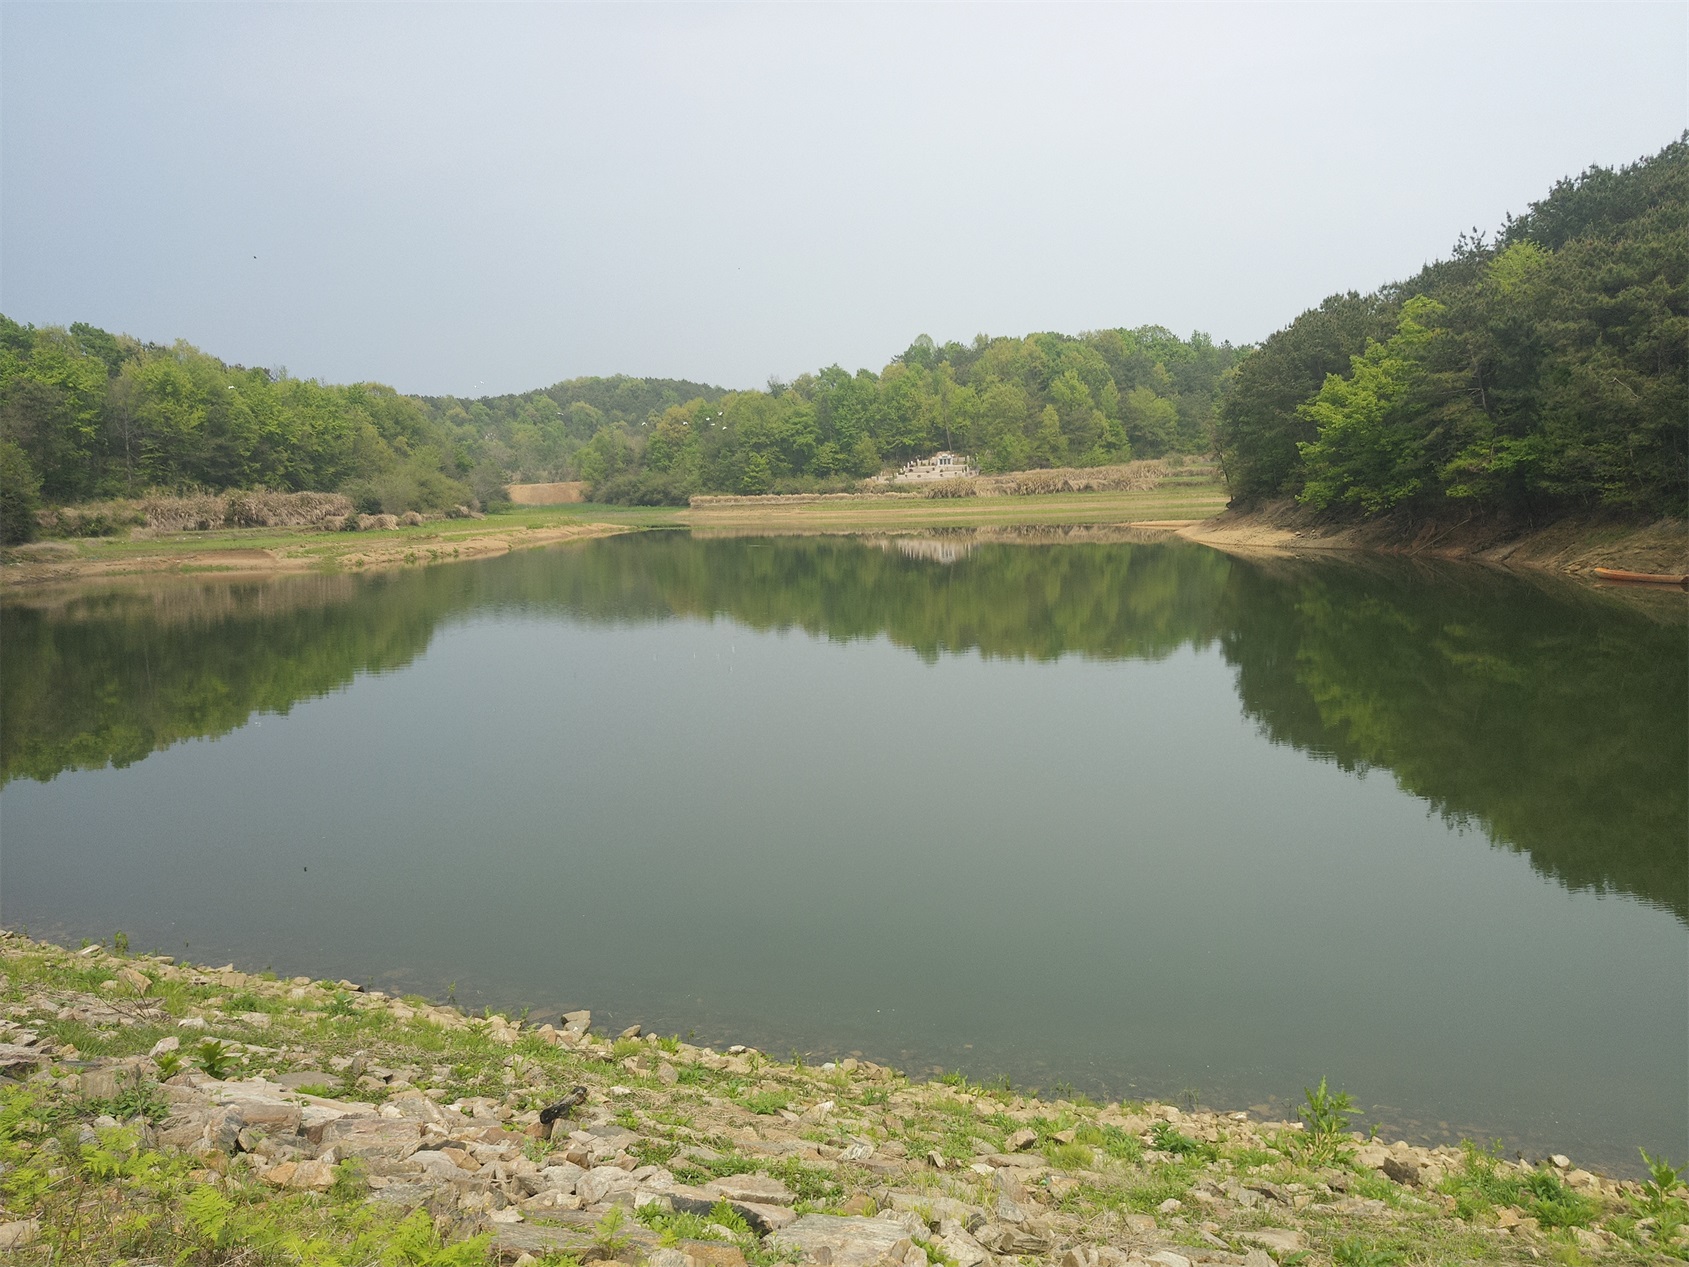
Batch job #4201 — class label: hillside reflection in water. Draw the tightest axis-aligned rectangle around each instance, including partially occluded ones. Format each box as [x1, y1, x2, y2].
[2, 532, 1683, 1169]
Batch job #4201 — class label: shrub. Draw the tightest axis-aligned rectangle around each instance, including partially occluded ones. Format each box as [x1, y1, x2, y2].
[1296, 1076, 1355, 1165]
[0, 440, 42, 544]
[36, 501, 145, 537]
[591, 470, 696, 506]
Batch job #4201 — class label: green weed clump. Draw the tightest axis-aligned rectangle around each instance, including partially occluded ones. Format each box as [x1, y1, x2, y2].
[1436, 1141, 1601, 1230]
[1332, 1235, 1409, 1266]
[1149, 1121, 1216, 1161]
[591, 1204, 633, 1257]
[84, 1069, 170, 1123]
[912, 1234, 960, 1267]
[1636, 1148, 1687, 1219]
[740, 1088, 791, 1116]
[1294, 1076, 1354, 1165]
[1073, 1122, 1142, 1163]
[0, 1084, 491, 1265]
[1044, 1141, 1095, 1171]
[637, 1202, 731, 1245]
[194, 1037, 237, 1079]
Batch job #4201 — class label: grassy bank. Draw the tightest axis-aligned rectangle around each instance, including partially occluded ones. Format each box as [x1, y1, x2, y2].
[0, 932, 1682, 1265]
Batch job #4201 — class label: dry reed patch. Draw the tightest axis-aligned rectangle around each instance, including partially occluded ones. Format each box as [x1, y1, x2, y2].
[37, 490, 355, 536]
[943, 460, 1170, 498]
[508, 481, 588, 505]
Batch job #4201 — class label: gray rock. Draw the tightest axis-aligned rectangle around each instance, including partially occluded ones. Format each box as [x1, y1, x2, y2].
[157, 1108, 215, 1149]
[1382, 1154, 1420, 1186]
[704, 1173, 795, 1205]
[0, 1219, 41, 1250]
[319, 1117, 422, 1160]
[80, 1066, 130, 1101]
[932, 1221, 988, 1267]
[206, 1107, 245, 1153]
[886, 1194, 976, 1228]
[273, 1070, 333, 1089]
[976, 1223, 1050, 1255]
[539, 1161, 584, 1192]
[575, 1164, 637, 1205]
[980, 1153, 1043, 1169]
[737, 1200, 799, 1232]
[1243, 1228, 1304, 1254]
[412, 1151, 468, 1181]
[876, 1210, 927, 1238]
[0, 1047, 46, 1074]
[770, 1214, 913, 1267]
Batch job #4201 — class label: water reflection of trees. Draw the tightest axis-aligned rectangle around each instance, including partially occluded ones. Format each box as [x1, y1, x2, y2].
[3, 535, 1682, 919]
[1219, 555, 1686, 921]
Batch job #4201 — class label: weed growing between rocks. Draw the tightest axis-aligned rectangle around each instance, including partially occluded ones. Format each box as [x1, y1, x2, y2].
[0, 1086, 488, 1264]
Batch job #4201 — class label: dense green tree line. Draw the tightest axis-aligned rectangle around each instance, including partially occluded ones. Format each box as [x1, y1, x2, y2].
[5, 536, 1682, 919]
[0, 316, 733, 538]
[1216, 136, 1688, 518]
[0, 315, 1232, 527]
[426, 327, 1239, 503]
[0, 317, 482, 517]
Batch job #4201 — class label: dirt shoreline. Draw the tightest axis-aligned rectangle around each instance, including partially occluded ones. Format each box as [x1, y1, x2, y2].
[0, 521, 634, 590]
[1176, 503, 1688, 579]
[5, 497, 1684, 592]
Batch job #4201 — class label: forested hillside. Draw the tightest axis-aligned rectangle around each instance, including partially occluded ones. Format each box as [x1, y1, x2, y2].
[0, 316, 1233, 529]
[1216, 135, 1687, 520]
[472, 326, 1240, 504]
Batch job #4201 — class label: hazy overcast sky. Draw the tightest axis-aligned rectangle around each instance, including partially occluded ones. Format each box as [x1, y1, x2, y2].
[2, 3, 1684, 395]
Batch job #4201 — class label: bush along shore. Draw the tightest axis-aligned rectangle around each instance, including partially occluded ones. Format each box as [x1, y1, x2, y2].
[0, 933, 1683, 1266]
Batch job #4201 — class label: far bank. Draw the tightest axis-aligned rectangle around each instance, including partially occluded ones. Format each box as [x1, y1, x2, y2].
[1177, 501, 1687, 580]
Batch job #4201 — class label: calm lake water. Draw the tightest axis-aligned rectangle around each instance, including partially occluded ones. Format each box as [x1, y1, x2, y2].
[2, 531, 1684, 1172]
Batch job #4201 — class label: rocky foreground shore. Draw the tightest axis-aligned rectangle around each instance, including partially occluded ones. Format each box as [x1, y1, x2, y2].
[0, 932, 1681, 1265]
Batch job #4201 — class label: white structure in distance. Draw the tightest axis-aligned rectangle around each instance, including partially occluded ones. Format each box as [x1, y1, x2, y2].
[890, 451, 978, 482]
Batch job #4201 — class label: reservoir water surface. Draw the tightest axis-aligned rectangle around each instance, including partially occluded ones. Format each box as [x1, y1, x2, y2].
[2, 531, 1683, 1172]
